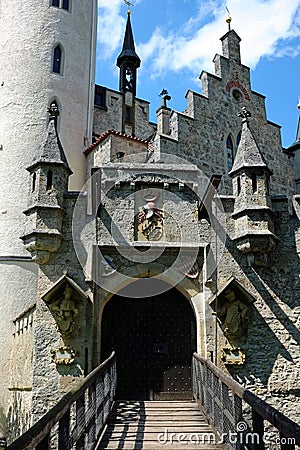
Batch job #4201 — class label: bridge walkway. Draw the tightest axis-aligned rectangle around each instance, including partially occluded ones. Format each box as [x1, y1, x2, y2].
[96, 400, 223, 449]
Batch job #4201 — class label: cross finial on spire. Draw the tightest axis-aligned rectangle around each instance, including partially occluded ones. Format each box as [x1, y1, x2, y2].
[159, 89, 171, 107]
[238, 107, 251, 124]
[226, 7, 232, 31]
[124, 0, 134, 14]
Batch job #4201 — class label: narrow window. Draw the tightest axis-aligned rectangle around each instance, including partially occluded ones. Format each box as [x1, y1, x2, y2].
[125, 106, 132, 124]
[53, 46, 62, 74]
[62, 0, 69, 10]
[46, 170, 53, 191]
[51, 0, 59, 6]
[226, 136, 234, 171]
[266, 177, 270, 195]
[32, 173, 36, 192]
[252, 173, 257, 193]
[236, 131, 242, 147]
[237, 176, 241, 195]
[94, 85, 106, 108]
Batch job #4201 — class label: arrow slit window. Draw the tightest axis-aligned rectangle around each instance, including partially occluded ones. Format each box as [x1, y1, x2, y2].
[226, 135, 234, 171]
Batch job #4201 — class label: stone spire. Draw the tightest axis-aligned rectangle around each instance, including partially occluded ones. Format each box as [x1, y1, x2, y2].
[21, 103, 72, 265]
[30, 102, 72, 173]
[229, 107, 277, 266]
[117, 12, 141, 96]
[229, 107, 272, 177]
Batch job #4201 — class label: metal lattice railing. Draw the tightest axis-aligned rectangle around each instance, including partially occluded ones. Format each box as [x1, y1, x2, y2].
[193, 353, 300, 450]
[7, 352, 116, 450]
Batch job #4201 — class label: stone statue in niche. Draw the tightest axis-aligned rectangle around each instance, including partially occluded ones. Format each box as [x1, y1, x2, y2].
[218, 289, 248, 346]
[51, 286, 79, 336]
[136, 190, 164, 241]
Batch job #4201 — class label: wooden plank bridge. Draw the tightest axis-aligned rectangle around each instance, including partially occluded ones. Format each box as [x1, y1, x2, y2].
[6, 353, 300, 450]
[97, 400, 222, 449]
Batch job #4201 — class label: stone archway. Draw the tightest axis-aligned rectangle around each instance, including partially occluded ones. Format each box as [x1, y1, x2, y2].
[101, 279, 197, 400]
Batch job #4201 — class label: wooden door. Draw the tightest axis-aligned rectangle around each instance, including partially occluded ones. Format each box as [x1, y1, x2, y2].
[101, 285, 196, 400]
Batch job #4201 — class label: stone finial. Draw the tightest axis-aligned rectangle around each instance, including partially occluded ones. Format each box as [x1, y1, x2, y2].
[238, 106, 251, 124]
[48, 102, 60, 122]
[159, 89, 171, 108]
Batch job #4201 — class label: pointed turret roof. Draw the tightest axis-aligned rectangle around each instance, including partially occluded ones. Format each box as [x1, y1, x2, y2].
[117, 13, 140, 68]
[28, 104, 72, 174]
[229, 107, 272, 176]
[287, 117, 300, 153]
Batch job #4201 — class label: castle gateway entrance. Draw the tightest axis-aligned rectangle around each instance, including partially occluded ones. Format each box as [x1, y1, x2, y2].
[101, 281, 196, 400]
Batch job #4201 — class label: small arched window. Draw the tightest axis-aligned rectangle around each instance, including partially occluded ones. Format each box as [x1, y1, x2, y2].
[53, 45, 62, 74]
[46, 170, 53, 191]
[52, 0, 59, 6]
[226, 136, 234, 171]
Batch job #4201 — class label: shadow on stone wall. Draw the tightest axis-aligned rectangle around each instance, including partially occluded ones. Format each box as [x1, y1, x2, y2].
[6, 392, 30, 444]
[0, 405, 6, 440]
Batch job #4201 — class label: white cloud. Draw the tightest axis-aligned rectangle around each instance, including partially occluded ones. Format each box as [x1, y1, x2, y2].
[97, 0, 124, 59]
[136, 0, 300, 77]
[97, 0, 142, 59]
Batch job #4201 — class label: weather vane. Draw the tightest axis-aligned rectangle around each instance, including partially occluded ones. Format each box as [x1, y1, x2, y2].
[226, 6, 232, 31]
[124, 0, 134, 14]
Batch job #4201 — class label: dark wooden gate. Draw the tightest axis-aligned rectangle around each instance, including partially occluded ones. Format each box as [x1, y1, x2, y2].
[101, 284, 196, 400]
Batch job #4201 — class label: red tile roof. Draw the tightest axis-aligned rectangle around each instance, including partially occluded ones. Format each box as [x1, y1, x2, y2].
[84, 129, 148, 155]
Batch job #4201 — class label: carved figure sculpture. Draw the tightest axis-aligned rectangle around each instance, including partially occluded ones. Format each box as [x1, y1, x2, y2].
[218, 289, 248, 340]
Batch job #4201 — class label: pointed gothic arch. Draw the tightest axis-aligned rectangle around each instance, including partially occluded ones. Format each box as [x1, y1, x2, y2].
[52, 44, 63, 74]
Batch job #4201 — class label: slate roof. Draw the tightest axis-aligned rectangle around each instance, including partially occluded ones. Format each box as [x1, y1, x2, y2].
[117, 13, 140, 68]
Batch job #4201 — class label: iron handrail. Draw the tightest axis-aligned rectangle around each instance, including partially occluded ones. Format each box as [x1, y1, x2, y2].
[193, 353, 300, 449]
[7, 352, 116, 450]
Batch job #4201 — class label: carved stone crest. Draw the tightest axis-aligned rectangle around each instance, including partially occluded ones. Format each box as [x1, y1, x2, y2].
[136, 190, 164, 241]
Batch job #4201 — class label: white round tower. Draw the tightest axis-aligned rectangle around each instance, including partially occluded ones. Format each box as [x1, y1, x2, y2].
[0, 0, 97, 439]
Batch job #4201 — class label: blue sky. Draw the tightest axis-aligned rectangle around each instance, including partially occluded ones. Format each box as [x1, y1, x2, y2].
[96, 0, 300, 148]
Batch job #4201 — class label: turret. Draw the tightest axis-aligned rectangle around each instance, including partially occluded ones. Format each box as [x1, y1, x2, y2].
[229, 107, 278, 266]
[21, 103, 72, 265]
[0, 2, 97, 435]
[117, 11, 141, 97]
[116, 11, 141, 135]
